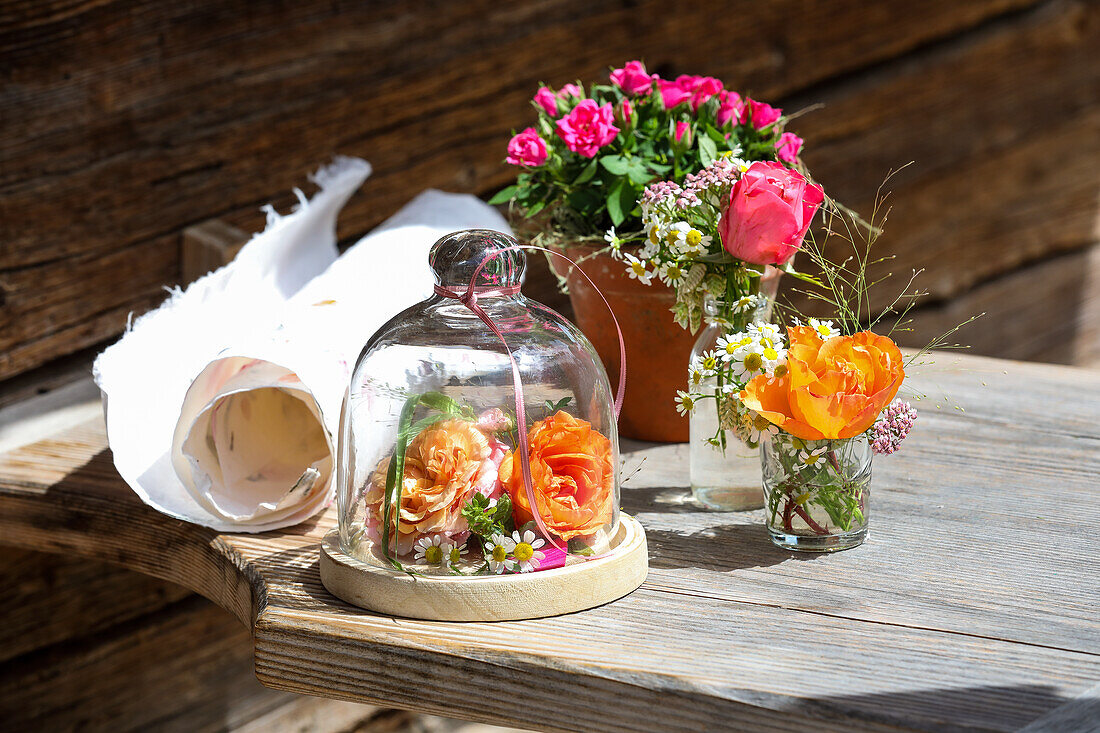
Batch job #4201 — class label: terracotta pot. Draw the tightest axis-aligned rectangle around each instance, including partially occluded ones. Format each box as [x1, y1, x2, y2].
[550, 243, 695, 443]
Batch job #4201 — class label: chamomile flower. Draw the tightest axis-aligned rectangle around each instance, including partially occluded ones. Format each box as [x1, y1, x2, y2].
[798, 444, 829, 469]
[675, 390, 696, 415]
[658, 260, 687, 287]
[442, 540, 466, 569]
[731, 294, 760, 315]
[482, 533, 515, 574]
[624, 253, 654, 285]
[687, 355, 714, 387]
[741, 411, 779, 443]
[678, 228, 711, 256]
[510, 530, 546, 573]
[703, 313, 733, 330]
[604, 227, 624, 260]
[698, 350, 721, 373]
[729, 341, 766, 381]
[664, 221, 690, 251]
[413, 535, 448, 566]
[750, 321, 783, 341]
[716, 332, 754, 362]
[808, 318, 840, 339]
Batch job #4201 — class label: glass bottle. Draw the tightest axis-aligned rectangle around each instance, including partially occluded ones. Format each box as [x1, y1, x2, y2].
[761, 433, 871, 552]
[689, 268, 780, 511]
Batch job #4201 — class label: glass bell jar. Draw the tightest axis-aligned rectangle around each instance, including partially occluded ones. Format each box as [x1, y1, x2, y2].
[336, 229, 621, 576]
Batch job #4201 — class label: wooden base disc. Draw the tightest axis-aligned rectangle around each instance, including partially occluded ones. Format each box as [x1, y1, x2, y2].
[319, 515, 648, 621]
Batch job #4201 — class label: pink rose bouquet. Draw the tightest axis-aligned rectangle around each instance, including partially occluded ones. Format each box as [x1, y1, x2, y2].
[491, 60, 816, 239]
[492, 60, 860, 341]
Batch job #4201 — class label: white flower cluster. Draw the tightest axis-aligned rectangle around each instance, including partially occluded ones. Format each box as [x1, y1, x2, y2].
[415, 530, 546, 574]
[676, 320, 792, 447]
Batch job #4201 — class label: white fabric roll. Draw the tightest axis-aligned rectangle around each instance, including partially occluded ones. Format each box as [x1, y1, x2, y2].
[95, 157, 510, 532]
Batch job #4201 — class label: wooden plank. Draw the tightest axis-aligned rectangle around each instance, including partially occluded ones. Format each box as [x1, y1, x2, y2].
[793, 0, 1100, 304]
[1, 593, 291, 732]
[0, 352, 1097, 731]
[0, 0, 1046, 378]
[0, 548, 190, 664]
[900, 243, 1100, 363]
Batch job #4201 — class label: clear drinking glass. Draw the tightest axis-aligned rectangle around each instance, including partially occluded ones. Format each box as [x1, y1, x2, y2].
[761, 433, 871, 551]
[336, 230, 620, 572]
[689, 270, 780, 511]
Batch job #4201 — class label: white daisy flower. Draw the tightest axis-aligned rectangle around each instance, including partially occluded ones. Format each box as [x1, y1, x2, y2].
[687, 355, 714, 387]
[716, 332, 754, 362]
[731, 294, 760, 315]
[757, 339, 787, 375]
[624, 253, 654, 285]
[798, 445, 829, 469]
[604, 227, 624, 260]
[482, 533, 515, 574]
[664, 221, 689, 251]
[677, 228, 711, 257]
[698, 350, 722, 374]
[658, 260, 687, 287]
[741, 411, 779, 443]
[808, 318, 840, 339]
[674, 390, 696, 416]
[703, 313, 733, 329]
[510, 530, 546, 573]
[644, 221, 665, 250]
[729, 341, 766, 381]
[413, 535, 447, 566]
[749, 321, 783, 342]
[442, 539, 466, 569]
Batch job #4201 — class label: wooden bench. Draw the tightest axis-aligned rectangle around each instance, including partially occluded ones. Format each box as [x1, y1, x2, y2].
[1, 352, 1097, 732]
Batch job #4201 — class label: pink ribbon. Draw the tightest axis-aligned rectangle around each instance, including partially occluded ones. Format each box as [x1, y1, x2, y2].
[433, 245, 626, 552]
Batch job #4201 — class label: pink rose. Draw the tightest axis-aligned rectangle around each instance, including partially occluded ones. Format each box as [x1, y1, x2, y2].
[674, 121, 692, 146]
[557, 83, 583, 100]
[506, 127, 549, 166]
[615, 98, 634, 128]
[534, 87, 559, 116]
[689, 76, 724, 111]
[657, 79, 693, 109]
[716, 91, 744, 128]
[741, 99, 783, 129]
[719, 161, 824, 266]
[775, 132, 804, 162]
[555, 100, 619, 158]
[610, 61, 656, 96]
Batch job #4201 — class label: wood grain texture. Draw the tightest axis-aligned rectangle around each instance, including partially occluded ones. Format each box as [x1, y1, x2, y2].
[0, 548, 389, 732]
[8, 0, 1090, 378]
[0, 353, 1098, 732]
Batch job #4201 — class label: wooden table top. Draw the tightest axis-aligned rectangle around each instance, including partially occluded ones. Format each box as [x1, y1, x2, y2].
[1, 353, 1098, 732]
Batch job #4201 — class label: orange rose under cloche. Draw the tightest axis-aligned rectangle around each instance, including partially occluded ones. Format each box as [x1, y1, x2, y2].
[741, 327, 905, 441]
[499, 411, 615, 542]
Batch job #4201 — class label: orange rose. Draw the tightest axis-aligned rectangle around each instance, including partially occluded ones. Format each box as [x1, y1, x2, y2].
[499, 411, 615, 542]
[741, 328, 904, 440]
[366, 418, 505, 555]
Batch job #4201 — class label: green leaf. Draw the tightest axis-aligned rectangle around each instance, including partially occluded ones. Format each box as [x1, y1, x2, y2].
[698, 134, 718, 167]
[705, 124, 727, 144]
[626, 165, 654, 186]
[606, 180, 626, 226]
[525, 200, 546, 218]
[573, 157, 600, 185]
[599, 155, 631, 175]
[544, 396, 573, 413]
[487, 184, 519, 205]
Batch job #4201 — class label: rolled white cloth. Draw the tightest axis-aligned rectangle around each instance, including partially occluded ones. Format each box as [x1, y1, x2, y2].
[94, 157, 510, 532]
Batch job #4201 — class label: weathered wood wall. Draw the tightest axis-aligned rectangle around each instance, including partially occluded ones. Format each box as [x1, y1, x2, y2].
[2, 0, 1098, 384]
